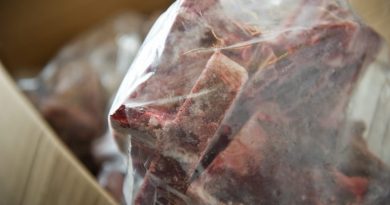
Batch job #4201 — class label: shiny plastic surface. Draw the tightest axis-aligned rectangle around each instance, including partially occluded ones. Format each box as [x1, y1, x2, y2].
[109, 1, 390, 204]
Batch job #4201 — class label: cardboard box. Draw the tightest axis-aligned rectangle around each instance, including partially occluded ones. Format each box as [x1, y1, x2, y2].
[0, 0, 388, 205]
[0, 64, 117, 205]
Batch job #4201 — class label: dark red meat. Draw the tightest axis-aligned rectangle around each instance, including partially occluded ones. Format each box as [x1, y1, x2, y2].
[110, 0, 390, 204]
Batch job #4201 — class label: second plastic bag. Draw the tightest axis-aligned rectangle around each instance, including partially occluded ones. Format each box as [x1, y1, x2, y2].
[18, 12, 148, 203]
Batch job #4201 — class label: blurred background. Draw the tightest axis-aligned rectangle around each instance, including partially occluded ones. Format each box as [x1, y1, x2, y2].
[0, 0, 389, 77]
[0, 0, 172, 77]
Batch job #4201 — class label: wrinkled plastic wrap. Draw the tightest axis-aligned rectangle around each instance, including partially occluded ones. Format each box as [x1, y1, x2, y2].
[18, 12, 146, 202]
[109, 0, 390, 204]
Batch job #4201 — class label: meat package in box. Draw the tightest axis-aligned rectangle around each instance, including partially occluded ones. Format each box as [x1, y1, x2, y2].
[17, 13, 147, 202]
[109, 0, 390, 204]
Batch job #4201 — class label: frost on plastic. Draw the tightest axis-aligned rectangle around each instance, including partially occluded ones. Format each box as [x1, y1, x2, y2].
[109, 0, 390, 204]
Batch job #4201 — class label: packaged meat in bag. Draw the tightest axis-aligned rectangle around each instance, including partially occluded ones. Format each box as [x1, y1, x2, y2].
[109, 0, 390, 204]
[18, 12, 145, 177]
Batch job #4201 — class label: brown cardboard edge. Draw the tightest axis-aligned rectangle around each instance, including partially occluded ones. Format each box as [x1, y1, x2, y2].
[0, 63, 118, 205]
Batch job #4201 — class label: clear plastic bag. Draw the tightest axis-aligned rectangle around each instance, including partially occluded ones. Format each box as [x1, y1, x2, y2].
[109, 0, 390, 204]
[39, 12, 144, 96]
[18, 12, 146, 202]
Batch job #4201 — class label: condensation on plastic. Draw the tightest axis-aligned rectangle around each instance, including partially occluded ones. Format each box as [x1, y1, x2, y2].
[109, 0, 390, 204]
[18, 12, 147, 203]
